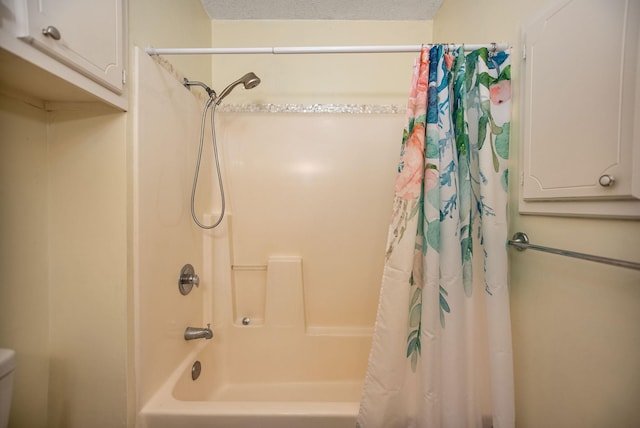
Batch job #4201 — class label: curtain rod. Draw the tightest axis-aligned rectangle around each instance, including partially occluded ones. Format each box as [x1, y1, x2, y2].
[145, 43, 509, 56]
[508, 232, 640, 272]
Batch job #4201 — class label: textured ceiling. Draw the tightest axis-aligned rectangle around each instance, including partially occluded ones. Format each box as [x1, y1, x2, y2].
[200, 0, 444, 20]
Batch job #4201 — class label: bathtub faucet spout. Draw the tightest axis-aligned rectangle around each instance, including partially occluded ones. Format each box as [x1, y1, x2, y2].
[184, 324, 214, 340]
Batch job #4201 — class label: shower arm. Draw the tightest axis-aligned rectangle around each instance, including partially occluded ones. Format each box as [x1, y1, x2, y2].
[183, 78, 216, 98]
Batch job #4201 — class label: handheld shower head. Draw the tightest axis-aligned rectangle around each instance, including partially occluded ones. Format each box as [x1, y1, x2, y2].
[241, 72, 261, 89]
[215, 72, 261, 105]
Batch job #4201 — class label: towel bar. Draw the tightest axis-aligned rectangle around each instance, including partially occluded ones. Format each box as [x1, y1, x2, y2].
[508, 232, 640, 271]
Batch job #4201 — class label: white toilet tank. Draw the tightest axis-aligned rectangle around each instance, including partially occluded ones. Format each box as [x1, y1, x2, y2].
[0, 349, 16, 428]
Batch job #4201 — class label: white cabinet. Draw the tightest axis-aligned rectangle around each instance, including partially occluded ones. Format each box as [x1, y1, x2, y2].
[16, 0, 124, 94]
[0, 0, 126, 109]
[520, 0, 640, 218]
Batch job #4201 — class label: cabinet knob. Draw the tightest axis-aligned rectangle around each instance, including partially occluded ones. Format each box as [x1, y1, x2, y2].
[598, 174, 615, 187]
[42, 26, 61, 41]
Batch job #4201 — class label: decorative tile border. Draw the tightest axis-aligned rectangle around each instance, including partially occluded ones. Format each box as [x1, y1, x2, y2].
[217, 103, 406, 114]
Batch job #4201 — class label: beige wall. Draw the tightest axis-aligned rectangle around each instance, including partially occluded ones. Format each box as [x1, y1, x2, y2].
[0, 99, 129, 428]
[47, 108, 128, 428]
[434, 1, 640, 427]
[211, 20, 432, 104]
[0, 95, 50, 428]
[129, 0, 212, 83]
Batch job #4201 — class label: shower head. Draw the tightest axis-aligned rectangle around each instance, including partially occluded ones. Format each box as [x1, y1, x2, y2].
[242, 72, 261, 89]
[215, 72, 261, 105]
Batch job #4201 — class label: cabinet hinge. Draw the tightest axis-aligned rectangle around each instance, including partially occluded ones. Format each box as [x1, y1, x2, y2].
[520, 171, 525, 186]
[122, 69, 127, 85]
[522, 44, 526, 61]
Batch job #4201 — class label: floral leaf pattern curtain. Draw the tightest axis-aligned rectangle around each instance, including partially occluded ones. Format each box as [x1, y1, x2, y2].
[357, 45, 514, 428]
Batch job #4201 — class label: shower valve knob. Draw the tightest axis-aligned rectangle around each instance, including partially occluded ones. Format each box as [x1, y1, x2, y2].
[182, 273, 199, 286]
[178, 264, 200, 295]
[190, 274, 200, 285]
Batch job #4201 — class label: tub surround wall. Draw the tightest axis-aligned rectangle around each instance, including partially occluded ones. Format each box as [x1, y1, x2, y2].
[218, 112, 404, 330]
[434, 1, 640, 426]
[133, 48, 215, 408]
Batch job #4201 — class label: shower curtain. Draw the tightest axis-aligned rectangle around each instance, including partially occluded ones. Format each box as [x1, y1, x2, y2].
[357, 46, 514, 428]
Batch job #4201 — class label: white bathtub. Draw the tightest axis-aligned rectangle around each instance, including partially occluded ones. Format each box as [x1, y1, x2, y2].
[136, 214, 375, 428]
[139, 328, 370, 428]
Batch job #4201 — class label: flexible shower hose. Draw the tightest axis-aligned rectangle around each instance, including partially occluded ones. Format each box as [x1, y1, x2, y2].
[191, 96, 226, 229]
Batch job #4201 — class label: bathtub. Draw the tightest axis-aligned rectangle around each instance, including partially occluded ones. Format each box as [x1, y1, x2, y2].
[135, 212, 376, 428]
[139, 326, 371, 428]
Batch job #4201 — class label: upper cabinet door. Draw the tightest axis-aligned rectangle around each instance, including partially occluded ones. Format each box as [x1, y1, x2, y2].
[521, 0, 639, 214]
[17, 0, 124, 94]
